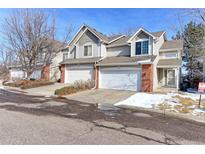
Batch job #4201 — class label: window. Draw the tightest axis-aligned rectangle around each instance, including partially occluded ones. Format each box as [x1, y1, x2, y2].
[84, 45, 92, 57]
[135, 40, 149, 55]
[63, 52, 68, 60]
[160, 52, 177, 59]
[142, 41, 149, 54]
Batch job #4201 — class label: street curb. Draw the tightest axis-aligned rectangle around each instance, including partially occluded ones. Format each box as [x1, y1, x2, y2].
[117, 105, 205, 124]
[2, 84, 205, 124]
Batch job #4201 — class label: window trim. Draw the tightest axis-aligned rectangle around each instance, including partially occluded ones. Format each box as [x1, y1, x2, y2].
[135, 38, 149, 55]
[63, 52, 69, 60]
[83, 43, 93, 57]
[160, 52, 178, 59]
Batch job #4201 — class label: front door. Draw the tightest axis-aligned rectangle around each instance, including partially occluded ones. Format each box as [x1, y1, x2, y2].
[165, 69, 176, 87]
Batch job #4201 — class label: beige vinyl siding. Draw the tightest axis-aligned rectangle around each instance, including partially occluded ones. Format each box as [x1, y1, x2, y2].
[107, 46, 130, 57]
[159, 51, 179, 59]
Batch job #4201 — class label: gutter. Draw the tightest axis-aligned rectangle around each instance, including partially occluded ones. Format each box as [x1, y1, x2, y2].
[96, 62, 153, 67]
[106, 43, 130, 48]
[159, 48, 183, 52]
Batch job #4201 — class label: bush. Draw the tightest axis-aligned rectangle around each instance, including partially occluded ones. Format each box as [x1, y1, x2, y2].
[4, 79, 54, 89]
[55, 86, 77, 96]
[55, 79, 94, 96]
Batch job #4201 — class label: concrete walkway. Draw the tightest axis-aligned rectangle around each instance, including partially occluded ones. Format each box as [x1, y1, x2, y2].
[66, 89, 136, 105]
[24, 83, 69, 96]
[3, 82, 68, 97]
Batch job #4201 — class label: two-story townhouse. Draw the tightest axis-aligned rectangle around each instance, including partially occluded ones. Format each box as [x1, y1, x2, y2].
[60, 24, 183, 92]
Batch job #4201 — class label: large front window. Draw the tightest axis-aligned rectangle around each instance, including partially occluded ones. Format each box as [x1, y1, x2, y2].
[84, 45, 92, 57]
[136, 40, 149, 55]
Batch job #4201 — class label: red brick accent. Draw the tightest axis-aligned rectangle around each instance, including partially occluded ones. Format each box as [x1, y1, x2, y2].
[60, 64, 65, 83]
[95, 66, 99, 89]
[41, 65, 50, 80]
[142, 64, 153, 92]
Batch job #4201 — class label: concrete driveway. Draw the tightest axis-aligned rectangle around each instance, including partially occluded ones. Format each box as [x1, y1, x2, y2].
[66, 89, 136, 105]
[24, 83, 69, 96]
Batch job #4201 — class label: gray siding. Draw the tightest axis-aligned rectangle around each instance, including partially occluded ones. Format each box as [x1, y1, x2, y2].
[76, 31, 100, 58]
[134, 31, 149, 41]
[131, 31, 154, 57]
[107, 46, 130, 57]
[70, 46, 76, 59]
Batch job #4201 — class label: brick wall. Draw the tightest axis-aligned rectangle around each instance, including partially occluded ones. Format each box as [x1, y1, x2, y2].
[95, 66, 99, 89]
[60, 64, 65, 83]
[41, 65, 50, 80]
[142, 64, 153, 92]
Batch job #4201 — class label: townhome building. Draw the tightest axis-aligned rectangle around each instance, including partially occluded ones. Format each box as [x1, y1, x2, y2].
[9, 40, 63, 81]
[60, 24, 183, 92]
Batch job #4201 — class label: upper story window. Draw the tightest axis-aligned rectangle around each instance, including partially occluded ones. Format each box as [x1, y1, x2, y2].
[63, 52, 69, 60]
[136, 40, 149, 55]
[84, 44, 93, 57]
[160, 51, 178, 59]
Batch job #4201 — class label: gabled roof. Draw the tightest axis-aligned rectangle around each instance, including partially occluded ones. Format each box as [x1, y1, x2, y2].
[160, 39, 183, 51]
[86, 25, 109, 43]
[127, 27, 156, 43]
[68, 24, 122, 46]
[107, 31, 165, 48]
[107, 36, 130, 48]
[151, 31, 165, 38]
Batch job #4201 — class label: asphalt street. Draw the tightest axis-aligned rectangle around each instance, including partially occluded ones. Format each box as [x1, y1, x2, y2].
[0, 88, 205, 144]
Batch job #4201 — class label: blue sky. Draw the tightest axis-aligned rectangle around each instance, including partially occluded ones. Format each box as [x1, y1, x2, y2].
[0, 8, 191, 41]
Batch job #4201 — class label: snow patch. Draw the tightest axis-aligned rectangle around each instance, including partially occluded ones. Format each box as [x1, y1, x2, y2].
[0, 80, 4, 89]
[115, 93, 171, 108]
[193, 108, 205, 114]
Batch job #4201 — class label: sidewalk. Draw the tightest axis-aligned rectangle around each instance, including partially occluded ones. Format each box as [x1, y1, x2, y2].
[25, 83, 69, 96]
[3, 82, 69, 97]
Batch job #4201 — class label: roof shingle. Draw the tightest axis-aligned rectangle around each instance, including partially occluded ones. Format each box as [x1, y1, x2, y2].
[157, 59, 181, 67]
[97, 55, 157, 66]
[107, 36, 130, 47]
[160, 40, 183, 51]
[60, 57, 101, 65]
[151, 31, 165, 37]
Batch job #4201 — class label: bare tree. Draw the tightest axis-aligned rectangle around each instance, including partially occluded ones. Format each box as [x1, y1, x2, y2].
[1, 9, 72, 79]
[0, 45, 14, 80]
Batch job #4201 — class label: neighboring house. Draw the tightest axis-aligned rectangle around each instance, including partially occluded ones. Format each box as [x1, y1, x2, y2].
[9, 40, 63, 81]
[60, 24, 183, 92]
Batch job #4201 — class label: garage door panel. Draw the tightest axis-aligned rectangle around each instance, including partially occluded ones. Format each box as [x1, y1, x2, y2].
[65, 65, 94, 84]
[99, 67, 141, 91]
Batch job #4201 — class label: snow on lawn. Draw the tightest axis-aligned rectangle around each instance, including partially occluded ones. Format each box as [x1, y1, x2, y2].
[167, 92, 205, 101]
[115, 93, 171, 108]
[0, 81, 3, 89]
[115, 92, 205, 117]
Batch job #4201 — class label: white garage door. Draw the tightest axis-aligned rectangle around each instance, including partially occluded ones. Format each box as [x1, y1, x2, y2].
[10, 69, 25, 80]
[65, 65, 94, 84]
[99, 67, 141, 91]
